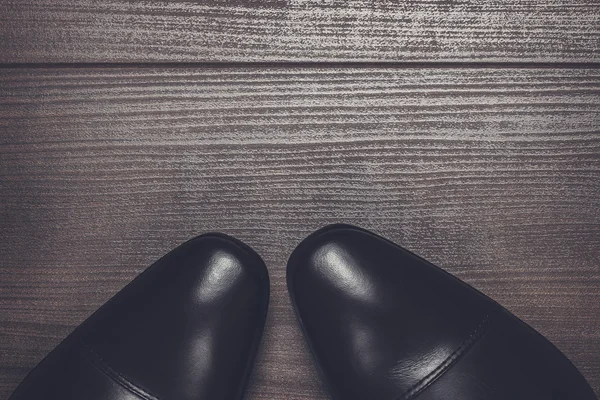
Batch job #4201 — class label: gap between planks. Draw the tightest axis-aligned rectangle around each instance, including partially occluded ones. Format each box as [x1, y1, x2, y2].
[2, 62, 600, 70]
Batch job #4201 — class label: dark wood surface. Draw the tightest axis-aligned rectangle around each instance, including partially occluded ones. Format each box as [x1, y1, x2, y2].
[1, 0, 600, 398]
[1, 0, 600, 63]
[0, 67, 599, 398]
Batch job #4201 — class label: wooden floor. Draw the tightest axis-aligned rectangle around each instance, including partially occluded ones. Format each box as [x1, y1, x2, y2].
[0, 1, 599, 399]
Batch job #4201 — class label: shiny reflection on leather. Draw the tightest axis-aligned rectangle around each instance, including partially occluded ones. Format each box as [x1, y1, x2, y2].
[9, 233, 270, 400]
[288, 224, 597, 400]
[388, 343, 457, 384]
[184, 329, 214, 397]
[346, 318, 382, 376]
[195, 250, 244, 304]
[312, 242, 378, 304]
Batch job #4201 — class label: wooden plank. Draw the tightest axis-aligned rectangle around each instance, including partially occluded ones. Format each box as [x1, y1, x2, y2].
[0, 67, 599, 398]
[1, 0, 599, 63]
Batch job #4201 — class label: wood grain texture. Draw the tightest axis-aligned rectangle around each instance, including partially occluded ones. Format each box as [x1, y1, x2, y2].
[0, 67, 599, 399]
[1, 0, 600, 63]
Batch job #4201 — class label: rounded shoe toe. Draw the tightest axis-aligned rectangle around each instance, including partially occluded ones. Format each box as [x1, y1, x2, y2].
[287, 225, 597, 400]
[79, 234, 270, 400]
[287, 225, 494, 400]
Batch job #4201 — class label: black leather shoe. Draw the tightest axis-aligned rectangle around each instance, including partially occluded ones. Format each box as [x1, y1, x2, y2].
[10, 233, 270, 400]
[287, 224, 596, 400]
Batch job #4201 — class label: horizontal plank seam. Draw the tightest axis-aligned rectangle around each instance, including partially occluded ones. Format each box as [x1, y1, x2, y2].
[2, 62, 600, 70]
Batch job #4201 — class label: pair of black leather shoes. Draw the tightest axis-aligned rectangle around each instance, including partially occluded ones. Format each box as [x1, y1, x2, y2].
[9, 224, 597, 400]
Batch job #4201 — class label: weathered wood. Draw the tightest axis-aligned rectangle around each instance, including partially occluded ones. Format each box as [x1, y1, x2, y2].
[1, 0, 599, 63]
[0, 67, 599, 398]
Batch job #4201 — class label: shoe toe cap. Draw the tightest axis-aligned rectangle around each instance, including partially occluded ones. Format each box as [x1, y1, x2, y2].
[79, 233, 269, 400]
[287, 225, 597, 400]
[287, 225, 494, 399]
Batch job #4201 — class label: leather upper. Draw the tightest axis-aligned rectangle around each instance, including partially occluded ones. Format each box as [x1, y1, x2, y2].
[10, 233, 270, 400]
[287, 224, 597, 400]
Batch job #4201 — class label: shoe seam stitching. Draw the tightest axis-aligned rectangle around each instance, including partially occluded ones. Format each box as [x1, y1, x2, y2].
[81, 342, 161, 400]
[399, 314, 491, 400]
